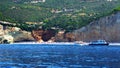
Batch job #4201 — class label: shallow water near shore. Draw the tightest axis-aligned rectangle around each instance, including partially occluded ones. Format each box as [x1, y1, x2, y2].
[0, 44, 120, 68]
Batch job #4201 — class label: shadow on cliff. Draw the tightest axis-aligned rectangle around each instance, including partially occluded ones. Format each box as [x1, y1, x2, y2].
[31, 29, 56, 42]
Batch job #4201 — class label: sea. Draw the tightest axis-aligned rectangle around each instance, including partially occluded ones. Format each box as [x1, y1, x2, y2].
[0, 43, 120, 68]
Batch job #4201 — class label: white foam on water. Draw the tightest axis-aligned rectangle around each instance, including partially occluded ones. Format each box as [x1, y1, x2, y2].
[11, 42, 78, 45]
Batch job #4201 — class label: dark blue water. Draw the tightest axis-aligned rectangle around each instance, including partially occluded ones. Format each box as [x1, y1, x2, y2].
[0, 44, 120, 68]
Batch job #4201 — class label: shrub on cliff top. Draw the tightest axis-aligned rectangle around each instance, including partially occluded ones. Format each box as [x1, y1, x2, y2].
[113, 7, 120, 12]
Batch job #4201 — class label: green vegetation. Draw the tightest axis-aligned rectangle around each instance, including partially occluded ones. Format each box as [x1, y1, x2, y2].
[114, 7, 120, 12]
[0, 0, 120, 32]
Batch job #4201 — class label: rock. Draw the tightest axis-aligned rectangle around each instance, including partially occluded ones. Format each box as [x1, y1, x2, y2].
[9, 31, 35, 42]
[74, 11, 120, 42]
[0, 24, 14, 44]
[0, 24, 4, 36]
[0, 26, 35, 42]
[0, 23, 39, 43]
[11, 27, 21, 31]
[54, 30, 66, 42]
[65, 32, 76, 42]
[54, 31, 76, 42]
[48, 37, 55, 42]
[0, 35, 14, 44]
[31, 29, 56, 42]
[31, 30, 44, 43]
[42, 29, 56, 41]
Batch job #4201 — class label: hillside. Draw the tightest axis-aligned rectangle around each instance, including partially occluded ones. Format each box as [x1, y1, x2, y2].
[0, 0, 120, 31]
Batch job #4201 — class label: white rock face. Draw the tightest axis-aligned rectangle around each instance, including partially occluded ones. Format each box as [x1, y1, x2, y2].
[0, 35, 14, 44]
[9, 31, 35, 42]
[0, 24, 4, 36]
[0, 23, 35, 43]
[0, 24, 13, 44]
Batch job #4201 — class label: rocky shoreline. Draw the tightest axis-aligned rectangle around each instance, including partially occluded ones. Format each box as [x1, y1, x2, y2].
[0, 23, 35, 43]
[0, 22, 76, 44]
[1, 12, 120, 44]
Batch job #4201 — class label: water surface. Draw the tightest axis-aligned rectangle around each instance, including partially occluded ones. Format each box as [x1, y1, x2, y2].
[0, 44, 120, 68]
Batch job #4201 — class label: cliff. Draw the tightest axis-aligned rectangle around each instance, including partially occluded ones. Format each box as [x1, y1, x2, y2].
[1, 12, 120, 43]
[0, 24, 35, 43]
[0, 22, 76, 43]
[74, 11, 120, 42]
[31, 29, 56, 42]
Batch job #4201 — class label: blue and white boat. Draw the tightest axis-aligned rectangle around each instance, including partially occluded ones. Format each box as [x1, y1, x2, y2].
[89, 40, 109, 46]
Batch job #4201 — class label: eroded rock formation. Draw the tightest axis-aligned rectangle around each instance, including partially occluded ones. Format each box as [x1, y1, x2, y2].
[32, 29, 76, 42]
[0, 24, 14, 43]
[31, 29, 56, 42]
[54, 31, 76, 42]
[10, 31, 35, 42]
[0, 24, 35, 43]
[0, 35, 14, 44]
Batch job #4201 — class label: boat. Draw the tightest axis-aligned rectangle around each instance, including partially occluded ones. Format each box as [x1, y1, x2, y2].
[89, 40, 109, 46]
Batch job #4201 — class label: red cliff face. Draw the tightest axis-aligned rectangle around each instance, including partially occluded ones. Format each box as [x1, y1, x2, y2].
[32, 30, 43, 42]
[31, 29, 56, 42]
[32, 29, 76, 42]
[42, 30, 56, 41]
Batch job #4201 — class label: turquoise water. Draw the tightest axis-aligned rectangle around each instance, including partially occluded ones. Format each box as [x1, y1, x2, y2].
[0, 44, 120, 68]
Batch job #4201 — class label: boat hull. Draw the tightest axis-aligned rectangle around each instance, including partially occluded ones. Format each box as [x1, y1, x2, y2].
[89, 43, 109, 46]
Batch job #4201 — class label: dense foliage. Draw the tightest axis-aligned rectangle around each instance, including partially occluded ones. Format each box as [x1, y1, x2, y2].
[114, 7, 120, 12]
[0, 0, 120, 32]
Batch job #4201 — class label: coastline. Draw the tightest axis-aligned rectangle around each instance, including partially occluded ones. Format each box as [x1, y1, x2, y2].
[11, 42, 120, 46]
[0, 41, 120, 46]
[4, 42, 87, 46]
